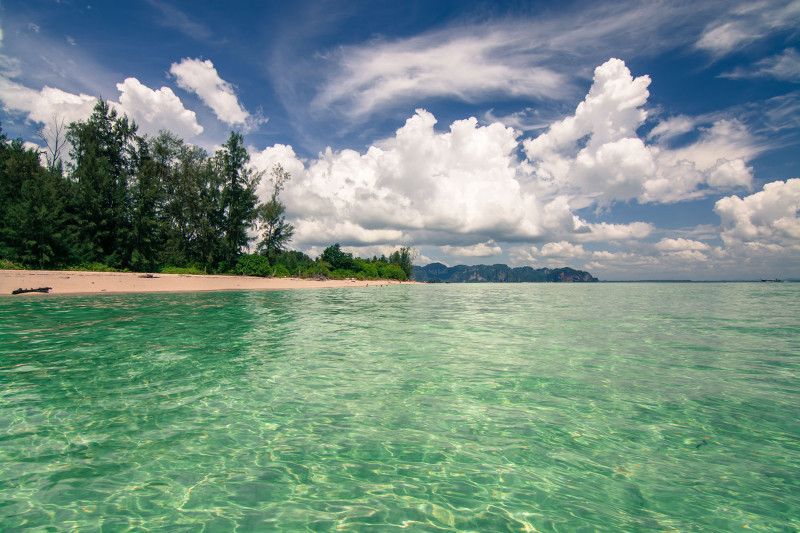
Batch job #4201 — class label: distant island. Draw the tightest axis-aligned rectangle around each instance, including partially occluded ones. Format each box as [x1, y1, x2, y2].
[413, 263, 598, 283]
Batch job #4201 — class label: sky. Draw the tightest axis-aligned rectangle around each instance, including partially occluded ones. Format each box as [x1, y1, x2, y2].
[1, 0, 798, 280]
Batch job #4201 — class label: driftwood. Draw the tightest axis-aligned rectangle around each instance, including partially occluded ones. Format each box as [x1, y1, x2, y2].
[12, 287, 52, 295]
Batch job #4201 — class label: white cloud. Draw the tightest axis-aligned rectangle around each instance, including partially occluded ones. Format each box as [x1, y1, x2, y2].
[577, 222, 654, 242]
[0, 76, 96, 125]
[116, 78, 203, 138]
[0, 75, 203, 139]
[313, 29, 565, 120]
[722, 48, 800, 82]
[666, 119, 759, 171]
[538, 241, 587, 258]
[696, 1, 800, 56]
[523, 58, 758, 205]
[170, 58, 251, 126]
[441, 241, 503, 258]
[243, 57, 788, 279]
[647, 115, 695, 141]
[252, 109, 542, 247]
[655, 238, 710, 252]
[715, 179, 800, 248]
[248, 102, 659, 254]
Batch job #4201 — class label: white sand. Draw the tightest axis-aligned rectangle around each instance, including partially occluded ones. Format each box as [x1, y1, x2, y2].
[1, 270, 415, 296]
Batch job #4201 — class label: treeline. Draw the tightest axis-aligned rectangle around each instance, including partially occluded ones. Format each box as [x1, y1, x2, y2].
[0, 100, 414, 280]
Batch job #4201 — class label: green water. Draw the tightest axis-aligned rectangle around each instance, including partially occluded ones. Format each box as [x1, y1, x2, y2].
[1, 283, 798, 532]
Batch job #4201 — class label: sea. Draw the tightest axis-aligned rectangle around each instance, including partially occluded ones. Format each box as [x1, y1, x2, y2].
[1, 283, 798, 532]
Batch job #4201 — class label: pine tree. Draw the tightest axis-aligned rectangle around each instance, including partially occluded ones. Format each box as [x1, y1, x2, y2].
[257, 164, 294, 259]
[217, 132, 261, 269]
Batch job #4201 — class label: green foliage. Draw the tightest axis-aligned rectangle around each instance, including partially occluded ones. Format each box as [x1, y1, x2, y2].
[272, 264, 291, 278]
[330, 268, 357, 279]
[378, 263, 408, 281]
[67, 99, 139, 267]
[160, 265, 206, 275]
[299, 263, 330, 278]
[235, 253, 271, 277]
[2, 115, 422, 282]
[320, 243, 357, 271]
[217, 131, 261, 269]
[389, 246, 417, 279]
[0, 127, 73, 268]
[0, 258, 26, 270]
[257, 164, 294, 259]
[67, 262, 119, 272]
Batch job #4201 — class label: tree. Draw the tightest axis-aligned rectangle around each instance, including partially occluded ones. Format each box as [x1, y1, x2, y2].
[257, 163, 294, 259]
[320, 243, 357, 271]
[0, 124, 73, 268]
[216, 131, 261, 270]
[37, 115, 67, 177]
[128, 136, 166, 271]
[389, 246, 417, 279]
[67, 99, 139, 266]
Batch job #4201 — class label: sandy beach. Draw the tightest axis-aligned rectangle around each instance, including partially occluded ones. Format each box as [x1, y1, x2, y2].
[1, 270, 415, 296]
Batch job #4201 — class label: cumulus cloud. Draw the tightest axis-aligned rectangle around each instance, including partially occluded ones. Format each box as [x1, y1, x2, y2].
[523, 58, 758, 205]
[538, 241, 588, 259]
[441, 241, 503, 258]
[0, 76, 97, 125]
[170, 58, 253, 126]
[116, 78, 203, 138]
[247, 103, 658, 257]
[715, 179, 800, 248]
[0, 75, 203, 139]
[244, 57, 772, 264]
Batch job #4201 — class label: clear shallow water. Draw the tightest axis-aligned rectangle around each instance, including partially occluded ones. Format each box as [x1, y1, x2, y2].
[1, 283, 798, 532]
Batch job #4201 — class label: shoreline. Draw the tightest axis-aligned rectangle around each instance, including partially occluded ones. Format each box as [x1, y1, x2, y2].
[0, 270, 417, 296]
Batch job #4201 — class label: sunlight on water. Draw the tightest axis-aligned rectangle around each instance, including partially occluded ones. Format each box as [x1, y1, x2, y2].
[1, 283, 799, 531]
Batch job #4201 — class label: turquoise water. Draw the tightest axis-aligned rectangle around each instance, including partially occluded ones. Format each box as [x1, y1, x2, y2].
[1, 283, 799, 532]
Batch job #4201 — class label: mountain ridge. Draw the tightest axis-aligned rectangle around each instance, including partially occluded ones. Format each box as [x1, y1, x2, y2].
[413, 263, 598, 283]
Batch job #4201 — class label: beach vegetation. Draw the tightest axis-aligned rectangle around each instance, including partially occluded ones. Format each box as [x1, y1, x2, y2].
[0, 259, 26, 270]
[257, 164, 294, 260]
[320, 243, 357, 271]
[1, 112, 416, 282]
[217, 131, 262, 270]
[272, 264, 291, 278]
[160, 265, 206, 275]
[234, 253, 271, 277]
[67, 262, 120, 272]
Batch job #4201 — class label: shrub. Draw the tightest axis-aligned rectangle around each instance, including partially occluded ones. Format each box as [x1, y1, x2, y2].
[235, 254, 271, 277]
[378, 263, 408, 281]
[298, 263, 330, 279]
[160, 265, 206, 275]
[272, 264, 291, 277]
[0, 259, 26, 270]
[330, 268, 356, 279]
[67, 262, 118, 272]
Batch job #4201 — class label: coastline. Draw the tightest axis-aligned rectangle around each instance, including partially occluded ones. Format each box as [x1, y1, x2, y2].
[0, 270, 416, 296]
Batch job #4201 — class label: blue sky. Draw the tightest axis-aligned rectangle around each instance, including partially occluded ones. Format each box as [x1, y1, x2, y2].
[1, 0, 799, 280]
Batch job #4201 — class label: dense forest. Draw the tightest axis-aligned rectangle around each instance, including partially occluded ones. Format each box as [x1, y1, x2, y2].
[0, 100, 414, 281]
